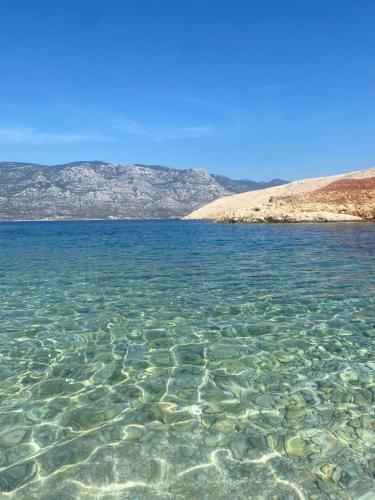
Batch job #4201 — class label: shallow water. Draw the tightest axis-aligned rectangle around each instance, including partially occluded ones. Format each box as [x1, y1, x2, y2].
[0, 220, 374, 499]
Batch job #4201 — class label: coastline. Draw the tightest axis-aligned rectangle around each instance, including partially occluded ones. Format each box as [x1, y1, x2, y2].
[0, 216, 373, 224]
[0, 216, 180, 222]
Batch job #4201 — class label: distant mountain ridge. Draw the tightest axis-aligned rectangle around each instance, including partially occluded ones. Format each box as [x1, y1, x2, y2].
[0, 161, 288, 220]
[210, 174, 287, 194]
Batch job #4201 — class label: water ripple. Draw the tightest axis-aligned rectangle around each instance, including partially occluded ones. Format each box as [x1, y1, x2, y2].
[0, 221, 374, 499]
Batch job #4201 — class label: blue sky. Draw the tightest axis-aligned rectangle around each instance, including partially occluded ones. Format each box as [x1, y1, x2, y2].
[0, 0, 374, 180]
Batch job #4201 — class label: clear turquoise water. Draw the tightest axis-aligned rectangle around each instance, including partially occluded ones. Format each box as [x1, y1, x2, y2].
[0, 220, 374, 499]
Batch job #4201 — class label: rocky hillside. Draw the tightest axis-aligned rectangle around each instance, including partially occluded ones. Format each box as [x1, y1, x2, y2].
[0, 162, 287, 220]
[185, 167, 375, 223]
[309, 177, 375, 219]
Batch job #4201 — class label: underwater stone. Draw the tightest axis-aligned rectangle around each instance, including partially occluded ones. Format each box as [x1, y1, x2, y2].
[176, 389, 196, 399]
[203, 389, 240, 413]
[147, 402, 175, 423]
[149, 458, 164, 480]
[255, 394, 274, 408]
[317, 477, 340, 497]
[167, 411, 195, 425]
[277, 353, 292, 363]
[247, 430, 267, 450]
[175, 344, 206, 366]
[285, 408, 308, 421]
[0, 461, 36, 491]
[360, 415, 373, 429]
[229, 436, 248, 460]
[71, 405, 123, 430]
[124, 425, 144, 440]
[310, 432, 339, 454]
[344, 476, 375, 500]
[266, 434, 282, 450]
[316, 381, 336, 394]
[148, 351, 173, 367]
[316, 464, 341, 482]
[284, 436, 310, 457]
[355, 428, 375, 445]
[24, 405, 48, 423]
[37, 378, 67, 397]
[0, 428, 28, 447]
[283, 339, 311, 350]
[38, 440, 94, 476]
[334, 426, 357, 444]
[361, 361, 375, 372]
[354, 392, 371, 405]
[7, 443, 37, 464]
[205, 433, 220, 447]
[115, 384, 143, 401]
[340, 371, 359, 383]
[180, 444, 195, 457]
[211, 419, 235, 435]
[210, 344, 241, 360]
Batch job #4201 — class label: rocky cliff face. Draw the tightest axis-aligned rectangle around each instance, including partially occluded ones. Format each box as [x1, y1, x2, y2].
[185, 167, 375, 223]
[0, 162, 287, 220]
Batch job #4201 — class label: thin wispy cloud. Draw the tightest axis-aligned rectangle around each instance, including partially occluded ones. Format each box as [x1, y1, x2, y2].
[50, 95, 284, 142]
[139, 93, 285, 134]
[114, 118, 215, 141]
[0, 97, 283, 149]
[0, 126, 113, 145]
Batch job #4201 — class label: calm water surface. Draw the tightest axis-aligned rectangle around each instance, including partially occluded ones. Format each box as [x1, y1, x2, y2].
[0, 221, 374, 499]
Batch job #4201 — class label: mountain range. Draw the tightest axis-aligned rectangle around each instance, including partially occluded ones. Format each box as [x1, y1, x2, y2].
[0, 161, 287, 220]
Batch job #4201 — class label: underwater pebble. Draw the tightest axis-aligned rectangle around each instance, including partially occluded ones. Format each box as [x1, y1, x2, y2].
[205, 433, 219, 447]
[247, 430, 267, 449]
[229, 436, 248, 460]
[0, 428, 28, 447]
[340, 371, 359, 383]
[284, 435, 310, 457]
[180, 444, 195, 457]
[211, 419, 235, 434]
[316, 463, 342, 482]
[310, 431, 339, 454]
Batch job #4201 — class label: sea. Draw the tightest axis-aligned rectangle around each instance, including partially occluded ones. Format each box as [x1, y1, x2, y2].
[0, 220, 374, 499]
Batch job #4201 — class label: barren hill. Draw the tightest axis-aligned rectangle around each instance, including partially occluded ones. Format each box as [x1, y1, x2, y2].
[184, 167, 375, 223]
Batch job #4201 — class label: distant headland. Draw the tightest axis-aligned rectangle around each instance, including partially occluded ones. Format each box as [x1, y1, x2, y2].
[185, 167, 375, 223]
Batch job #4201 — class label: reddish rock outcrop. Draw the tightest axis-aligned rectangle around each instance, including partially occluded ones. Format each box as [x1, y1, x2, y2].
[307, 177, 375, 219]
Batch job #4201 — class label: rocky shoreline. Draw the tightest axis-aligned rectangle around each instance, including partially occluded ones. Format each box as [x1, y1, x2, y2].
[217, 211, 364, 224]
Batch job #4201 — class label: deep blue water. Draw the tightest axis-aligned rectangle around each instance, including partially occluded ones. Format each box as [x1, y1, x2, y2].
[0, 220, 374, 499]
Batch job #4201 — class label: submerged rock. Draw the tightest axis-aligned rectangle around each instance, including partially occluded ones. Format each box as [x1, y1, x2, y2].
[229, 436, 248, 460]
[316, 463, 342, 482]
[284, 435, 311, 457]
[0, 428, 28, 447]
[310, 432, 339, 454]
